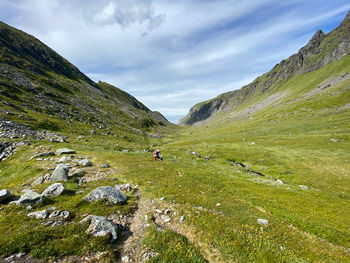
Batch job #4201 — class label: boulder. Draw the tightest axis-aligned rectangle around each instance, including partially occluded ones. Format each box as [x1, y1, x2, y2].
[30, 152, 55, 160]
[0, 189, 11, 203]
[27, 209, 48, 219]
[56, 148, 75, 155]
[79, 159, 92, 167]
[50, 164, 69, 182]
[79, 215, 119, 242]
[115, 183, 132, 192]
[17, 190, 44, 206]
[42, 183, 66, 197]
[83, 186, 127, 204]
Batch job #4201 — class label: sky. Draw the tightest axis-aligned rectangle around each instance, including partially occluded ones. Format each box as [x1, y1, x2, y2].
[0, 1, 349, 123]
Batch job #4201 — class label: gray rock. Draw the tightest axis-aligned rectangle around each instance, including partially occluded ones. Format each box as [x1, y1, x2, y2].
[83, 186, 127, 204]
[330, 138, 340, 142]
[50, 164, 69, 182]
[58, 156, 67, 163]
[100, 163, 110, 168]
[27, 209, 48, 219]
[50, 137, 67, 143]
[56, 148, 76, 155]
[115, 183, 132, 192]
[79, 158, 92, 167]
[33, 176, 44, 185]
[179, 215, 185, 222]
[257, 218, 269, 226]
[0, 189, 11, 203]
[17, 190, 44, 206]
[30, 152, 55, 160]
[42, 183, 66, 197]
[79, 215, 119, 242]
[49, 210, 70, 219]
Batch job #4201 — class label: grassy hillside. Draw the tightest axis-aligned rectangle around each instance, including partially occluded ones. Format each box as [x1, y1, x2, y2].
[0, 21, 169, 138]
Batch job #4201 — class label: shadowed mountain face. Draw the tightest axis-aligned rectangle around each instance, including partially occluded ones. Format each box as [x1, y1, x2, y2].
[0, 21, 168, 134]
[180, 11, 350, 126]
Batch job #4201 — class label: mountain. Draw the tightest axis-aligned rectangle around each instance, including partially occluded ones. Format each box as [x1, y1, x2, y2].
[0, 21, 169, 136]
[179, 11, 350, 126]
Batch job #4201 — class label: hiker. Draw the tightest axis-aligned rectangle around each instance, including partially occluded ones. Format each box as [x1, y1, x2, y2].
[153, 149, 162, 161]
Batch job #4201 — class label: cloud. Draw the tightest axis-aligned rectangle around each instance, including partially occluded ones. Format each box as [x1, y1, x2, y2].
[0, 0, 349, 124]
[83, 0, 166, 33]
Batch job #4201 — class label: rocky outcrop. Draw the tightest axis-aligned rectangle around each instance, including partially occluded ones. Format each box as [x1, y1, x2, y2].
[83, 186, 127, 204]
[180, 11, 350, 125]
[0, 142, 16, 161]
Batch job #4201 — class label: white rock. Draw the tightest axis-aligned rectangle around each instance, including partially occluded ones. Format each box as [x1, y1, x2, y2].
[179, 215, 185, 222]
[27, 210, 48, 219]
[298, 185, 308, 190]
[257, 218, 268, 226]
[216, 203, 221, 207]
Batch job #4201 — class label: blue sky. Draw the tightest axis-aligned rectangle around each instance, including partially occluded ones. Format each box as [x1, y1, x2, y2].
[1, 0, 349, 123]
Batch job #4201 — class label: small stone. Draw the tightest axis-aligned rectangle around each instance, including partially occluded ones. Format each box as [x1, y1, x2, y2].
[58, 156, 67, 163]
[33, 176, 44, 185]
[122, 256, 130, 262]
[56, 148, 76, 155]
[216, 203, 221, 207]
[279, 244, 284, 251]
[115, 183, 132, 192]
[276, 179, 285, 184]
[257, 218, 269, 226]
[144, 215, 149, 221]
[49, 210, 70, 219]
[30, 152, 55, 160]
[16, 252, 26, 258]
[79, 159, 93, 167]
[159, 197, 165, 200]
[27, 210, 48, 219]
[179, 215, 185, 222]
[48, 207, 57, 211]
[163, 217, 171, 223]
[164, 209, 171, 214]
[155, 209, 163, 214]
[298, 185, 308, 190]
[100, 163, 110, 168]
[330, 138, 340, 142]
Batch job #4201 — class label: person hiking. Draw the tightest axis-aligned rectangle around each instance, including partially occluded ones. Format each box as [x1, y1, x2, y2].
[153, 149, 162, 161]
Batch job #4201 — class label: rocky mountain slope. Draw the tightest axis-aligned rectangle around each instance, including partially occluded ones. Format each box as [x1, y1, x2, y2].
[180, 11, 350, 125]
[0, 21, 169, 137]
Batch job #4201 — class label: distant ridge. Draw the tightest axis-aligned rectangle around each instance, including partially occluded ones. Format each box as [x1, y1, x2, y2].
[179, 11, 350, 126]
